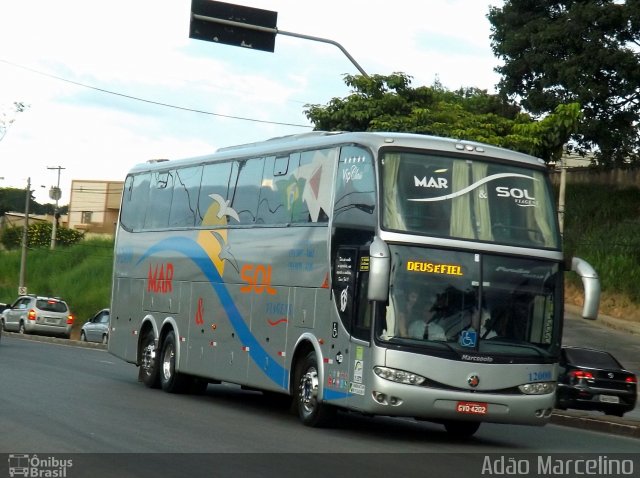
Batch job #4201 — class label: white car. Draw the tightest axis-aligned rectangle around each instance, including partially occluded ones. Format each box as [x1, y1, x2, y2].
[1, 295, 73, 338]
[80, 309, 110, 344]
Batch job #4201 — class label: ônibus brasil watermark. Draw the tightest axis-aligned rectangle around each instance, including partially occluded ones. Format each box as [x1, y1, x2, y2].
[8, 454, 72, 478]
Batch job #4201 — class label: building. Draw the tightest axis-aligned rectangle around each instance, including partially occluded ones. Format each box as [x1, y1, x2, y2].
[67, 180, 123, 236]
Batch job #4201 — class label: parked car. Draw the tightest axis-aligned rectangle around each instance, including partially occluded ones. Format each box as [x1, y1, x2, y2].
[80, 308, 110, 344]
[0, 303, 6, 342]
[556, 346, 638, 417]
[0, 295, 73, 338]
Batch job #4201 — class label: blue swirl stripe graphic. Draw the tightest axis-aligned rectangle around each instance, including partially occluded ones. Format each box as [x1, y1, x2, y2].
[137, 236, 287, 388]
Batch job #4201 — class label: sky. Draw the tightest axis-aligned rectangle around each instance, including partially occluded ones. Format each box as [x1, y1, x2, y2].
[0, 0, 503, 205]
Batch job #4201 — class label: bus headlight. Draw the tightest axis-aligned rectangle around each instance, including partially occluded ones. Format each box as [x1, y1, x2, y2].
[374, 366, 426, 385]
[518, 382, 556, 395]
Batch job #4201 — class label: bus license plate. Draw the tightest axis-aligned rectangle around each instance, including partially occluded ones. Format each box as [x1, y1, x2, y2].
[599, 395, 620, 404]
[456, 401, 488, 415]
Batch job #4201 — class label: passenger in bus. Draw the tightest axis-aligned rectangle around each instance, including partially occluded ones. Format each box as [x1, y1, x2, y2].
[397, 289, 421, 337]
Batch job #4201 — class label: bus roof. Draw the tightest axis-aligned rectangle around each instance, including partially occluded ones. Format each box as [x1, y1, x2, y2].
[126, 131, 546, 174]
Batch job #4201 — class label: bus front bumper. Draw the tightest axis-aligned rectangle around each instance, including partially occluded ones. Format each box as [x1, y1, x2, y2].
[362, 376, 555, 426]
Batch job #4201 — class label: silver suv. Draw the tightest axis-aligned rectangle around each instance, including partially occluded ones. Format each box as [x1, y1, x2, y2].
[1, 295, 73, 338]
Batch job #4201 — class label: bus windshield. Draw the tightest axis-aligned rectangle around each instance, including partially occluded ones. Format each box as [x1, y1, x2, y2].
[380, 151, 560, 249]
[378, 246, 561, 357]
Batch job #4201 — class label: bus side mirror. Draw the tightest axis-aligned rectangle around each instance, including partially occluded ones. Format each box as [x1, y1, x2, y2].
[570, 257, 600, 320]
[368, 236, 390, 302]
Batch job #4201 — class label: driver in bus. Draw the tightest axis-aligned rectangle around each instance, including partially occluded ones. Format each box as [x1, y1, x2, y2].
[407, 301, 446, 341]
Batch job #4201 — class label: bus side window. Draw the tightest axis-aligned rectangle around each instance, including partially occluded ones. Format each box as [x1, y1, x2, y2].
[169, 166, 202, 228]
[291, 149, 334, 224]
[231, 157, 265, 225]
[198, 161, 236, 226]
[257, 155, 292, 225]
[144, 171, 175, 230]
[121, 173, 151, 232]
[334, 146, 376, 229]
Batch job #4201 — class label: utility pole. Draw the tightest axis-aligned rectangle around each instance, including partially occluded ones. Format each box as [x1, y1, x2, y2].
[18, 177, 30, 295]
[47, 166, 65, 249]
[558, 156, 567, 237]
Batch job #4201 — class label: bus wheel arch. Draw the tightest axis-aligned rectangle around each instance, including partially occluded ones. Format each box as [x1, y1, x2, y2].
[292, 347, 336, 427]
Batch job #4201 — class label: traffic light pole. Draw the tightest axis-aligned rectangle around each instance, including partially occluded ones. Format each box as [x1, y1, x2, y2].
[191, 13, 369, 78]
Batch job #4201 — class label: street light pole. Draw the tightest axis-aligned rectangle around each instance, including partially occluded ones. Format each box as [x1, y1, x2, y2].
[18, 177, 30, 295]
[47, 166, 64, 249]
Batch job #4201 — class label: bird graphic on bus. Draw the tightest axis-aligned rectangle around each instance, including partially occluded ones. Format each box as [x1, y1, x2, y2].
[208, 193, 241, 222]
[196, 193, 240, 277]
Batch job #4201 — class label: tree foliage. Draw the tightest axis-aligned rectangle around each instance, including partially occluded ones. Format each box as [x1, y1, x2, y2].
[304, 73, 581, 162]
[488, 0, 640, 166]
[0, 101, 28, 142]
[0, 223, 84, 250]
[0, 188, 66, 216]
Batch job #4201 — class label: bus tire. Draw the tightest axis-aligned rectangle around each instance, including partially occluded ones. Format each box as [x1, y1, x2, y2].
[294, 351, 335, 427]
[139, 330, 160, 389]
[443, 420, 480, 438]
[159, 331, 189, 393]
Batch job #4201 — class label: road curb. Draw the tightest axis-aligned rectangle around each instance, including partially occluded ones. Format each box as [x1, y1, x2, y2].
[551, 411, 640, 439]
[2, 331, 107, 350]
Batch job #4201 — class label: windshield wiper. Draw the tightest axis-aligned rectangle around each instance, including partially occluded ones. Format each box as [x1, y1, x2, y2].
[482, 338, 547, 357]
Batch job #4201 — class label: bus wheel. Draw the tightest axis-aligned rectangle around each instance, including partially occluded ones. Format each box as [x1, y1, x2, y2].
[295, 352, 335, 427]
[139, 330, 160, 389]
[443, 420, 480, 438]
[160, 331, 189, 393]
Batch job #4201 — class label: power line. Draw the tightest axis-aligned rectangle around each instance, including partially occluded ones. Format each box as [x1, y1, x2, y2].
[0, 59, 313, 129]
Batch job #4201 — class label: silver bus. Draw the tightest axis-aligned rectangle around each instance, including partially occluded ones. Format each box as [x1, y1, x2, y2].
[109, 131, 600, 436]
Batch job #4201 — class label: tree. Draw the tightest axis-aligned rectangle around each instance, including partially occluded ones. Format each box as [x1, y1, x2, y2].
[488, 0, 640, 166]
[0, 187, 66, 216]
[0, 101, 28, 142]
[304, 73, 581, 162]
[0, 222, 84, 250]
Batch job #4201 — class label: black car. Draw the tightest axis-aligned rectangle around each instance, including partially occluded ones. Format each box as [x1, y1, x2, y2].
[556, 346, 637, 417]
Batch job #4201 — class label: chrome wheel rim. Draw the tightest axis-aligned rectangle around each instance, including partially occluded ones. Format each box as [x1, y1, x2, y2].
[162, 342, 175, 381]
[141, 343, 155, 375]
[299, 367, 319, 417]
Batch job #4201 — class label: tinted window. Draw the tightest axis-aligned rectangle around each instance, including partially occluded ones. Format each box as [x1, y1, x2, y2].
[381, 152, 559, 248]
[169, 166, 202, 228]
[291, 148, 336, 224]
[290, 152, 311, 223]
[198, 161, 237, 226]
[565, 349, 621, 369]
[144, 171, 175, 229]
[121, 173, 151, 231]
[36, 299, 68, 313]
[231, 158, 265, 225]
[334, 146, 376, 228]
[257, 156, 292, 225]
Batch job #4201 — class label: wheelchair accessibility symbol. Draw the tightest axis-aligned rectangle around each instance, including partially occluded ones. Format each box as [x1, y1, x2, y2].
[459, 329, 477, 348]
